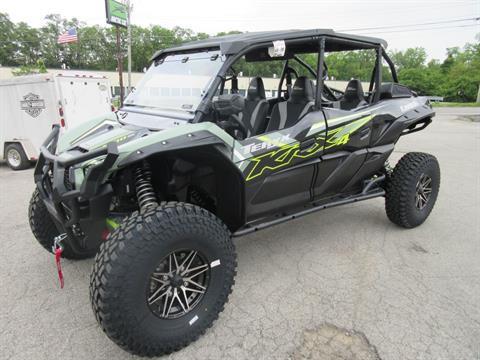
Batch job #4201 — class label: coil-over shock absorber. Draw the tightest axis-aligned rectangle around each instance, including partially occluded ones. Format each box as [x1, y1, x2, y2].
[134, 161, 158, 211]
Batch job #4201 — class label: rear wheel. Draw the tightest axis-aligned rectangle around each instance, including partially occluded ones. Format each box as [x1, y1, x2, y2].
[28, 189, 97, 259]
[90, 202, 237, 357]
[385, 152, 440, 228]
[5, 143, 30, 170]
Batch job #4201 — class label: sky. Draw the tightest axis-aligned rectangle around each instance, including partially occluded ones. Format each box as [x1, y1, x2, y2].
[2, 0, 479, 61]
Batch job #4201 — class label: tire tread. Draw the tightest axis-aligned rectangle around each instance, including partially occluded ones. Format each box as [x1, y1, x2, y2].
[385, 152, 440, 228]
[89, 202, 237, 357]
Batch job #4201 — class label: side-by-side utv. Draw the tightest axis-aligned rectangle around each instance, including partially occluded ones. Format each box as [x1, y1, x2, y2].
[29, 29, 440, 356]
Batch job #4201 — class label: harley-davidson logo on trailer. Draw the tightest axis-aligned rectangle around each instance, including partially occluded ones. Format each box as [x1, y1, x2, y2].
[20, 93, 46, 118]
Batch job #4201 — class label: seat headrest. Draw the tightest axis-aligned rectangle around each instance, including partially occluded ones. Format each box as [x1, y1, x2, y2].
[289, 76, 314, 103]
[247, 77, 266, 101]
[344, 79, 364, 101]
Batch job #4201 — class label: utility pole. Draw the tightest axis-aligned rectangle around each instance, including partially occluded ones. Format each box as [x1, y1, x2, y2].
[127, 0, 132, 95]
[116, 25, 124, 107]
[476, 84, 480, 104]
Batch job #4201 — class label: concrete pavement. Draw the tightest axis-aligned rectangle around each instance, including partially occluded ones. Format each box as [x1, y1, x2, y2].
[0, 107, 479, 360]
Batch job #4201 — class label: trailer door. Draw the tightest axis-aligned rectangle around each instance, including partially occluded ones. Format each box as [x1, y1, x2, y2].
[58, 76, 112, 131]
[0, 77, 58, 160]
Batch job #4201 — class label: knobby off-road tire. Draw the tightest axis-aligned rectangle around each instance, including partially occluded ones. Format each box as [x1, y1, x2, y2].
[385, 152, 440, 228]
[90, 202, 237, 357]
[28, 189, 96, 259]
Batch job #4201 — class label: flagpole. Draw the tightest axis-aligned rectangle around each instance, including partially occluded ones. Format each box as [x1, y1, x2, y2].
[76, 28, 80, 69]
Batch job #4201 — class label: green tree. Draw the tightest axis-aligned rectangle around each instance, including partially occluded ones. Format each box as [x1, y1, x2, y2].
[12, 59, 48, 76]
[389, 47, 427, 70]
[0, 13, 16, 66]
[325, 50, 376, 81]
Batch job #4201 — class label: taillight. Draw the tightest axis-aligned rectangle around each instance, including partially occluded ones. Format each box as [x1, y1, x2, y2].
[111, 105, 116, 112]
[60, 118, 65, 127]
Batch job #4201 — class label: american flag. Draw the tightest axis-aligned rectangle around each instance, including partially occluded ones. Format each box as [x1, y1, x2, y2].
[57, 28, 78, 44]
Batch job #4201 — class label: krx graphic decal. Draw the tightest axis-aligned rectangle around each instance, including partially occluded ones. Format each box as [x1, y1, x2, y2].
[244, 114, 373, 181]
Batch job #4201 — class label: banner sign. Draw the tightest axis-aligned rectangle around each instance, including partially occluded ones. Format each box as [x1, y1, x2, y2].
[105, 0, 128, 28]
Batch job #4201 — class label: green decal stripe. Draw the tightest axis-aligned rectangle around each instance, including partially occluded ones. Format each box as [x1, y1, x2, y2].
[245, 140, 325, 181]
[245, 114, 375, 181]
[323, 115, 373, 149]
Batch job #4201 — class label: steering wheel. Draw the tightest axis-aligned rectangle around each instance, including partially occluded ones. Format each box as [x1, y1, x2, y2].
[218, 115, 248, 139]
[323, 83, 340, 101]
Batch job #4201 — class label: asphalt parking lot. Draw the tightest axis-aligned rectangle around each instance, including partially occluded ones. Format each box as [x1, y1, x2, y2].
[0, 107, 479, 360]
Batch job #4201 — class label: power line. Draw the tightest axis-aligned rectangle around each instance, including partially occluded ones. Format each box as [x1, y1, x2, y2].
[359, 23, 479, 35]
[1, 17, 478, 43]
[340, 17, 480, 32]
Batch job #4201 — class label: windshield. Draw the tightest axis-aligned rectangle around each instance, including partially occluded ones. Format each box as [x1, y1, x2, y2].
[124, 50, 223, 113]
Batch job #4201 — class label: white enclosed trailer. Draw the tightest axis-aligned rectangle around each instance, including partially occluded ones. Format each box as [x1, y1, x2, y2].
[0, 72, 112, 170]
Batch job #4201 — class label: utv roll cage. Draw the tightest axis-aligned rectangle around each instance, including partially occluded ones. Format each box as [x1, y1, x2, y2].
[151, 29, 398, 122]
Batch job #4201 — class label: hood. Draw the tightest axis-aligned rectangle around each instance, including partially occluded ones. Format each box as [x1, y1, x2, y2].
[56, 109, 190, 154]
[70, 122, 148, 153]
[55, 111, 236, 172]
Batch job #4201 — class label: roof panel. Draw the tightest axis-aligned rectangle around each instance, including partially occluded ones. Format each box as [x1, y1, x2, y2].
[151, 29, 388, 61]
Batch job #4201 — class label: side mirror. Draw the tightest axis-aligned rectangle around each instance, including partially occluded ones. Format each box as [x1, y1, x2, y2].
[212, 94, 245, 116]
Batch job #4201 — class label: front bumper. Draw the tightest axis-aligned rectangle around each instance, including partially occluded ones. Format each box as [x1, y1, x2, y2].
[34, 125, 119, 254]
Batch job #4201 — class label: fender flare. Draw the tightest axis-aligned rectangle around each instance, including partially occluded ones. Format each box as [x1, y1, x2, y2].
[116, 132, 247, 232]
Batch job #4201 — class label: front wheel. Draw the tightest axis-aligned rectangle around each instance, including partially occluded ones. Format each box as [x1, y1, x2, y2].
[28, 189, 97, 259]
[385, 152, 440, 228]
[90, 202, 237, 357]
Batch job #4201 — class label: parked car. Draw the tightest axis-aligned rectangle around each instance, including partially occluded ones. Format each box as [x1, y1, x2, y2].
[29, 29, 439, 356]
[0, 72, 112, 169]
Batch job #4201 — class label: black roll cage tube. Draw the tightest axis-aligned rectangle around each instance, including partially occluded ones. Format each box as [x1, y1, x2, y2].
[315, 37, 326, 110]
[192, 36, 398, 122]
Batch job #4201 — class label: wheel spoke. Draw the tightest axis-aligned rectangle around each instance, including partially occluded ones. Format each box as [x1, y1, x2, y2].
[183, 286, 205, 294]
[415, 173, 432, 210]
[164, 288, 177, 317]
[180, 250, 197, 271]
[180, 287, 191, 311]
[422, 177, 432, 187]
[153, 272, 169, 277]
[175, 289, 188, 313]
[186, 278, 206, 290]
[173, 252, 180, 272]
[184, 263, 209, 278]
[415, 195, 421, 208]
[148, 249, 210, 319]
[148, 283, 168, 305]
[162, 289, 171, 317]
[150, 275, 167, 284]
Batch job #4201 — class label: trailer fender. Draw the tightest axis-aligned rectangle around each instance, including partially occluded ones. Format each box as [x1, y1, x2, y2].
[3, 139, 37, 161]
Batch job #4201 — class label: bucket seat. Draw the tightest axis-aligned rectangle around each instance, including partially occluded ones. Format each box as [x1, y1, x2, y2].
[266, 76, 315, 131]
[241, 77, 269, 137]
[339, 79, 368, 110]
